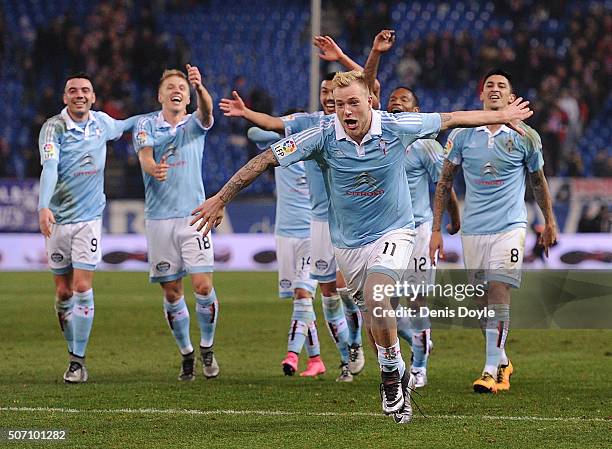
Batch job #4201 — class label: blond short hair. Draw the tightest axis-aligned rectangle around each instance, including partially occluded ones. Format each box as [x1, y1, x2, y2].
[158, 69, 188, 90]
[332, 70, 369, 93]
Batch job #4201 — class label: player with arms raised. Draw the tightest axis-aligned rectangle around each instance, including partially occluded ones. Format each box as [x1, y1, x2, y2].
[133, 65, 219, 381]
[38, 73, 140, 383]
[192, 69, 533, 421]
[430, 69, 557, 394]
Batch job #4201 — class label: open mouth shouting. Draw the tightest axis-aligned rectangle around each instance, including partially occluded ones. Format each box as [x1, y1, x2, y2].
[344, 118, 358, 130]
[171, 94, 183, 105]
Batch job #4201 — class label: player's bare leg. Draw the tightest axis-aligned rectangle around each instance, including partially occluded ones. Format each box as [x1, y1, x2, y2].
[191, 272, 219, 378]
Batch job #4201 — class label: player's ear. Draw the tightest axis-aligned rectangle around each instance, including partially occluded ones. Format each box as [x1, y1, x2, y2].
[63, 92, 68, 106]
[414, 106, 420, 113]
[508, 92, 516, 103]
[157, 91, 163, 104]
[91, 92, 96, 105]
[479, 90, 485, 103]
[367, 94, 373, 108]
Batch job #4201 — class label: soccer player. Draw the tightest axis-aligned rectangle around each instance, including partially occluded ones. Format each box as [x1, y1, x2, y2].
[192, 70, 533, 420]
[133, 65, 219, 381]
[246, 124, 333, 379]
[219, 39, 369, 379]
[363, 30, 461, 388]
[430, 69, 557, 394]
[38, 73, 140, 383]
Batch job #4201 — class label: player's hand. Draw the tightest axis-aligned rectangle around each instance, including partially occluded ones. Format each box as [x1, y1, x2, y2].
[504, 97, 533, 135]
[186, 64, 203, 91]
[219, 91, 247, 117]
[190, 194, 225, 237]
[154, 155, 169, 181]
[313, 35, 344, 62]
[539, 222, 558, 257]
[372, 29, 395, 53]
[39, 208, 55, 238]
[429, 230, 444, 266]
[446, 220, 460, 235]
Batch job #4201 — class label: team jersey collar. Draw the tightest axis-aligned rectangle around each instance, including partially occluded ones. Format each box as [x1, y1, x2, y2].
[156, 111, 190, 129]
[475, 124, 511, 137]
[61, 107, 97, 133]
[334, 109, 382, 144]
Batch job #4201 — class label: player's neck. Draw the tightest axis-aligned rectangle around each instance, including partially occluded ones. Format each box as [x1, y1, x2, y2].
[483, 107, 503, 134]
[161, 109, 187, 127]
[67, 110, 90, 124]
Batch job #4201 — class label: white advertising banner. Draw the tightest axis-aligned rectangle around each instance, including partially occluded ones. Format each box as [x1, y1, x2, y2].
[1, 233, 610, 272]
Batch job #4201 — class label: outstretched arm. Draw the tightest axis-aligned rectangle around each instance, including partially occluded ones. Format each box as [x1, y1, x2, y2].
[439, 99, 533, 135]
[429, 160, 461, 263]
[314, 34, 381, 105]
[186, 64, 213, 128]
[363, 30, 395, 104]
[528, 169, 557, 256]
[219, 90, 284, 133]
[191, 149, 280, 235]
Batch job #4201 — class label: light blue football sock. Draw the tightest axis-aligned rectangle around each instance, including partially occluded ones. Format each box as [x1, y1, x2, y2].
[55, 296, 75, 354]
[484, 303, 510, 375]
[72, 289, 95, 358]
[163, 297, 193, 355]
[376, 339, 406, 377]
[287, 297, 313, 354]
[338, 287, 363, 346]
[322, 294, 350, 364]
[195, 289, 218, 349]
[409, 310, 432, 369]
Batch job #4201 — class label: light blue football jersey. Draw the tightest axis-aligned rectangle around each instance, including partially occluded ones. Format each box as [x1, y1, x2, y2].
[247, 127, 311, 239]
[38, 108, 136, 224]
[405, 139, 444, 227]
[445, 123, 544, 235]
[281, 111, 332, 221]
[271, 110, 442, 248]
[133, 111, 212, 220]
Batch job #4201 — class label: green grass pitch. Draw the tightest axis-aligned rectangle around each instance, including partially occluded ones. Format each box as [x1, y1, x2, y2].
[0, 272, 610, 448]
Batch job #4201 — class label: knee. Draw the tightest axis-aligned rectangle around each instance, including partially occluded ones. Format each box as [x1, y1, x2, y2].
[193, 279, 213, 297]
[72, 280, 92, 294]
[162, 281, 183, 302]
[55, 287, 73, 301]
[294, 288, 313, 300]
[320, 281, 337, 297]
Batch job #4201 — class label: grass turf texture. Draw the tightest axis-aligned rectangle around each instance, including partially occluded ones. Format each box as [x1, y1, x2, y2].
[1, 272, 610, 449]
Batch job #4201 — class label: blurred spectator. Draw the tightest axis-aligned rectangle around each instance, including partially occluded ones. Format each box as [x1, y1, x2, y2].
[578, 203, 610, 232]
[592, 149, 612, 177]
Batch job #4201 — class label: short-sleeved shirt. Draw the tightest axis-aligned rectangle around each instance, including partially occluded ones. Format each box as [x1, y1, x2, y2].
[271, 109, 442, 248]
[133, 111, 212, 220]
[405, 139, 444, 227]
[38, 108, 132, 224]
[281, 111, 332, 221]
[248, 128, 311, 239]
[445, 123, 544, 235]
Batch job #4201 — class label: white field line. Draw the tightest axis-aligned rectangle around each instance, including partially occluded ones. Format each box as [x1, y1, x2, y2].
[0, 406, 609, 423]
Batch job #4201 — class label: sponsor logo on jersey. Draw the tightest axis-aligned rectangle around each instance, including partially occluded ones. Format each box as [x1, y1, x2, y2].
[476, 161, 503, 185]
[42, 143, 56, 160]
[347, 172, 384, 196]
[80, 153, 95, 167]
[444, 138, 453, 155]
[280, 279, 292, 289]
[156, 261, 171, 272]
[50, 252, 64, 263]
[272, 139, 297, 160]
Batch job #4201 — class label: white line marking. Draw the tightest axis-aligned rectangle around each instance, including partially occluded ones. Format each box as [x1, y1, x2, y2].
[0, 407, 608, 422]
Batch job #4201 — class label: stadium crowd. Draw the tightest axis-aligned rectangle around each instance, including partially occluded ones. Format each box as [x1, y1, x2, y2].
[0, 0, 610, 183]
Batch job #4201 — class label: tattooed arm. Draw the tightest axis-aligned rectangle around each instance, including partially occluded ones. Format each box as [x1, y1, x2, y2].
[191, 149, 279, 235]
[429, 160, 460, 263]
[446, 189, 461, 235]
[528, 169, 557, 256]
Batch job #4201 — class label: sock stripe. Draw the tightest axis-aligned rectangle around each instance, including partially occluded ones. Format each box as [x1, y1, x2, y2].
[327, 322, 339, 343]
[167, 312, 175, 330]
[307, 328, 314, 345]
[209, 302, 216, 324]
[290, 320, 297, 341]
[497, 321, 504, 348]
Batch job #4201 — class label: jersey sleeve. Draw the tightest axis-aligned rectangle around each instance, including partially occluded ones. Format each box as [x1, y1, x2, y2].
[280, 112, 315, 136]
[271, 125, 324, 167]
[185, 113, 214, 135]
[247, 127, 283, 151]
[38, 118, 62, 165]
[445, 128, 467, 166]
[419, 140, 445, 183]
[519, 124, 544, 173]
[132, 116, 155, 152]
[96, 112, 131, 141]
[386, 112, 442, 140]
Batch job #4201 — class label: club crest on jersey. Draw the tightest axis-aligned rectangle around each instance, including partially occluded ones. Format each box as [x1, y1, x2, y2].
[42, 143, 56, 160]
[272, 139, 297, 160]
[379, 138, 388, 156]
[156, 261, 171, 273]
[505, 138, 513, 152]
[136, 131, 148, 145]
